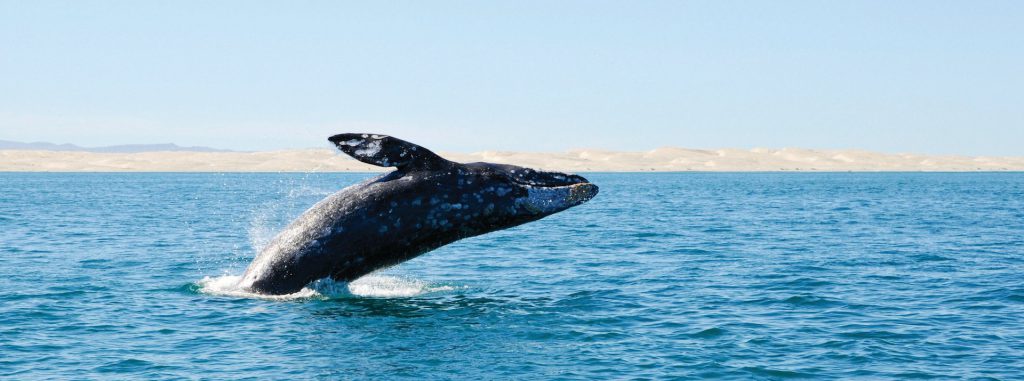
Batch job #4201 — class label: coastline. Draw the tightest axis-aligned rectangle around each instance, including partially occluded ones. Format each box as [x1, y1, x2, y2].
[2, 148, 1023, 172]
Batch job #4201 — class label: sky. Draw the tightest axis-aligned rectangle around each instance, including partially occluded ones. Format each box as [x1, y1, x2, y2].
[1, 1, 1021, 155]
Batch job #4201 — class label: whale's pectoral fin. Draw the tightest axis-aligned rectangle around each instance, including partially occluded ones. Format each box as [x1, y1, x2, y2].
[328, 133, 451, 171]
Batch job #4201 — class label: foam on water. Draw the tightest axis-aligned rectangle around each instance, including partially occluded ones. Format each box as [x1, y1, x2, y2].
[197, 274, 320, 300]
[197, 274, 455, 300]
[345, 275, 456, 297]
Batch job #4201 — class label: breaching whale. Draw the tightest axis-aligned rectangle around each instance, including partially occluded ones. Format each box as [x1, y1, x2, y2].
[238, 133, 598, 295]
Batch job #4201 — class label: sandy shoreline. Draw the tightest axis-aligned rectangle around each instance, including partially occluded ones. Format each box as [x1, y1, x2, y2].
[2, 148, 1023, 172]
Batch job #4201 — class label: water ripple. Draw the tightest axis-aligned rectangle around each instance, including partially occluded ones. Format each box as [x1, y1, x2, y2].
[2, 172, 1024, 379]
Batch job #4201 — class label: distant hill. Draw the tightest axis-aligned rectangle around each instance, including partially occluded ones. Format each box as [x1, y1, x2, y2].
[0, 140, 234, 153]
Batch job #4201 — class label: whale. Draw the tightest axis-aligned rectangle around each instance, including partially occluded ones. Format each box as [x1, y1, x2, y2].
[238, 133, 599, 295]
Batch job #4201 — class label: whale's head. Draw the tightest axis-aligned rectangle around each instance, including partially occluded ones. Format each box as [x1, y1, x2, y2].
[459, 162, 598, 223]
[329, 133, 598, 235]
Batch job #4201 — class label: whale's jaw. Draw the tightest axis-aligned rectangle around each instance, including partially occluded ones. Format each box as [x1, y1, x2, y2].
[517, 182, 599, 214]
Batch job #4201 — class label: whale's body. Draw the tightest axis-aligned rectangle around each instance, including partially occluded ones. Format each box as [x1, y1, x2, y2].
[239, 134, 598, 295]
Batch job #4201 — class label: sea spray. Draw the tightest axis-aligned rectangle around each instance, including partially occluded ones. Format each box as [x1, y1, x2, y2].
[197, 274, 458, 300]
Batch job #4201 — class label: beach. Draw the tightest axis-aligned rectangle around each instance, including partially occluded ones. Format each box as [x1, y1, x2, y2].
[1, 148, 1022, 172]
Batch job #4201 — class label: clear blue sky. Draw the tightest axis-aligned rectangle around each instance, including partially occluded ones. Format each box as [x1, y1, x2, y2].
[1, 1, 1021, 154]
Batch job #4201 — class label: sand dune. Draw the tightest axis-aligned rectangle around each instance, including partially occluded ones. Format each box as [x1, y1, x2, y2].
[1, 148, 1022, 172]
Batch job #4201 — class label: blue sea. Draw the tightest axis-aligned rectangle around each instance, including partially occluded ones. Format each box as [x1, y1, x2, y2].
[2, 172, 1024, 379]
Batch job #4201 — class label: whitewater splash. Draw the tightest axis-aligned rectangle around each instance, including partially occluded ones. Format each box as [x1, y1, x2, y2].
[247, 183, 337, 253]
[197, 274, 457, 300]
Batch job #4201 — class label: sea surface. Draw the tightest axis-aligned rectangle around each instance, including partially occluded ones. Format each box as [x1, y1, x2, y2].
[2, 172, 1023, 380]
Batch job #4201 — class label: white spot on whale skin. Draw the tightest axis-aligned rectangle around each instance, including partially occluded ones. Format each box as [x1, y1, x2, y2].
[516, 184, 587, 214]
[354, 140, 383, 157]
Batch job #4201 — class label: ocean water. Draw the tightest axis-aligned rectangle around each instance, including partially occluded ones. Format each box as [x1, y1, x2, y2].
[2, 172, 1024, 380]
